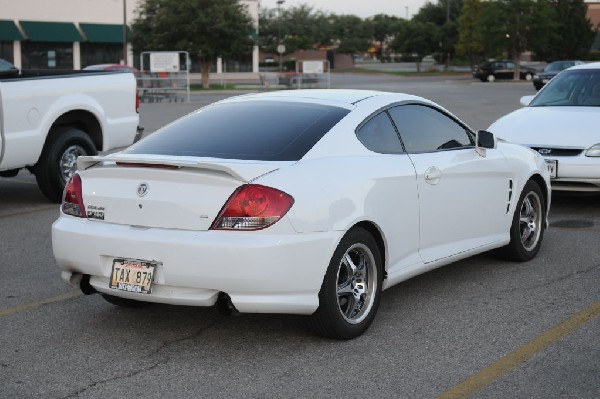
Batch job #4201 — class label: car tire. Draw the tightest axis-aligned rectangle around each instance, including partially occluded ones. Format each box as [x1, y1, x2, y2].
[487, 74, 495, 82]
[495, 180, 546, 262]
[309, 227, 383, 340]
[101, 294, 149, 308]
[34, 127, 97, 203]
[534, 83, 543, 90]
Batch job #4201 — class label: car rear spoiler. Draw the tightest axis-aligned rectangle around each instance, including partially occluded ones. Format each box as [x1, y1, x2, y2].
[76, 155, 286, 183]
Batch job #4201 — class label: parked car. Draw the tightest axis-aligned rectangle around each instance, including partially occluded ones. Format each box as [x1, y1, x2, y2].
[473, 60, 537, 82]
[53, 90, 550, 339]
[489, 62, 600, 192]
[532, 60, 585, 90]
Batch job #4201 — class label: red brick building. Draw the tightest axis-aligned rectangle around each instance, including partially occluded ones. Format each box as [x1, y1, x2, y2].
[586, 0, 600, 51]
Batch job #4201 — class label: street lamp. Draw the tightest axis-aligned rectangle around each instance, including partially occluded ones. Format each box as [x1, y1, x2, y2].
[122, 0, 127, 65]
[277, 0, 285, 72]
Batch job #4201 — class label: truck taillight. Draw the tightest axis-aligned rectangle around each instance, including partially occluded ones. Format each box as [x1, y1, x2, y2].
[62, 173, 87, 218]
[211, 185, 294, 230]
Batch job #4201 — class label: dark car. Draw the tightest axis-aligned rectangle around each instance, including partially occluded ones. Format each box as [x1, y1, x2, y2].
[532, 60, 584, 90]
[472, 60, 537, 82]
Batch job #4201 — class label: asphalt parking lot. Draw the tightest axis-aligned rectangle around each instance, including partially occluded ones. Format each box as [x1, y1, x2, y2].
[1, 74, 598, 398]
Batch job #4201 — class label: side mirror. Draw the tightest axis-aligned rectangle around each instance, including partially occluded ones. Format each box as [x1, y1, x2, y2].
[475, 130, 497, 156]
[520, 95, 534, 106]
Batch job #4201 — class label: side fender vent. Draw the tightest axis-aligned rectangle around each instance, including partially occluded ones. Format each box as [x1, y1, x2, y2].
[506, 179, 514, 214]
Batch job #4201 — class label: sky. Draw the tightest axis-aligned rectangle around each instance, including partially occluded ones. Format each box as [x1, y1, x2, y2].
[258, 0, 430, 19]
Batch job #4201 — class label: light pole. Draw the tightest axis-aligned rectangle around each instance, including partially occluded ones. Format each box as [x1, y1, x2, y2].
[277, 0, 285, 72]
[122, 0, 127, 65]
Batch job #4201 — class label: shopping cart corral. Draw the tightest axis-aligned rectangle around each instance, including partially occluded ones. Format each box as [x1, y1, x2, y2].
[138, 71, 189, 103]
[138, 51, 191, 102]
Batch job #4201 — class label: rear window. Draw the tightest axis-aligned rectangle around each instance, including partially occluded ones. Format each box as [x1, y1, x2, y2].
[124, 100, 349, 161]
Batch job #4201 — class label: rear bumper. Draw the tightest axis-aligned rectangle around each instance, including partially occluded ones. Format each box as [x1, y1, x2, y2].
[52, 216, 340, 314]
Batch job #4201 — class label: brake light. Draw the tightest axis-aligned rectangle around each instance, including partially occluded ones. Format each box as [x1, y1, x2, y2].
[62, 173, 87, 218]
[211, 184, 294, 230]
[136, 90, 140, 113]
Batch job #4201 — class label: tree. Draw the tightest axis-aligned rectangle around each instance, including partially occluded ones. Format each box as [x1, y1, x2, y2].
[456, 0, 486, 66]
[132, 0, 255, 89]
[364, 14, 401, 61]
[329, 15, 371, 54]
[496, 0, 557, 79]
[390, 20, 442, 71]
[414, 0, 463, 66]
[538, 0, 595, 60]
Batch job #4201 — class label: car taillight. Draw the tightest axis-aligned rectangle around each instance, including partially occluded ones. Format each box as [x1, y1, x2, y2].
[211, 184, 294, 231]
[136, 90, 140, 113]
[62, 173, 87, 218]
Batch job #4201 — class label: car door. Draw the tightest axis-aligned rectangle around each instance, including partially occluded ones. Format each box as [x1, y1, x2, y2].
[355, 111, 421, 274]
[388, 104, 512, 263]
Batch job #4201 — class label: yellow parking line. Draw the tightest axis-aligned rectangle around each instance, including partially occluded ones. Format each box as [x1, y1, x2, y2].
[436, 301, 600, 399]
[0, 205, 57, 220]
[0, 291, 81, 318]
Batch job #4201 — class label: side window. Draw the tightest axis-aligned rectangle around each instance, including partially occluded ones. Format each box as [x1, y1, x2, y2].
[356, 111, 404, 154]
[388, 104, 473, 153]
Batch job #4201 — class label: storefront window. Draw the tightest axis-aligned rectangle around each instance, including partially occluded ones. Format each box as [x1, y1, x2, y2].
[0, 41, 14, 63]
[80, 43, 123, 67]
[20, 42, 73, 69]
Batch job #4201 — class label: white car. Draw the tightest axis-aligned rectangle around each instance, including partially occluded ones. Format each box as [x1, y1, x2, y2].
[489, 62, 600, 192]
[52, 90, 551, 339]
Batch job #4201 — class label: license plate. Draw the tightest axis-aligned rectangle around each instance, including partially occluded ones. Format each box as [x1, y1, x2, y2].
[545, 159, 557, 178]
[109, 258, 157, 294]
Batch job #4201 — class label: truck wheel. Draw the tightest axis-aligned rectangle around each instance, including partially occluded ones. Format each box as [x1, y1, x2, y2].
[35, 127, 97, 202]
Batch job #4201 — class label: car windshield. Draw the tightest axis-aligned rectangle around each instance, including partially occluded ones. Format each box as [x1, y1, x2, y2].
[529, 69, 600, 107]
[545, 61, 574, 72]
[124, 100, 350, 161]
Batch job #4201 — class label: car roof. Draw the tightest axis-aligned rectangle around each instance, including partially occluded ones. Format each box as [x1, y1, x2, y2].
[221, 89, 425, 108]
[568, 62, 600, 70]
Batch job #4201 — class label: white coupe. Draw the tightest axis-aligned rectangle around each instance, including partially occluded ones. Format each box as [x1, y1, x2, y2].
[52, 90, 551, 339]
[489, 62, 600, 192]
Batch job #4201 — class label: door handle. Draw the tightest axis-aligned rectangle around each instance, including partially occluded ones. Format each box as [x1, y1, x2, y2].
[424, 166, 442, 185]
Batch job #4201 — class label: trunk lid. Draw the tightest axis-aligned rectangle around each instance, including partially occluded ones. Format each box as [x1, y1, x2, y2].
[77, 154, 289, 231]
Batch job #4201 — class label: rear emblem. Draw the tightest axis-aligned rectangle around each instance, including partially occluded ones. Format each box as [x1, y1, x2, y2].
[538, 148, 552, 155]
[137, 182, 149, 197]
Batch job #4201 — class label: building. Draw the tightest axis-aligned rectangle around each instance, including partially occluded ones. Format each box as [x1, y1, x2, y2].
[586, 0, 600, 51]
[0, 0, 259, 73]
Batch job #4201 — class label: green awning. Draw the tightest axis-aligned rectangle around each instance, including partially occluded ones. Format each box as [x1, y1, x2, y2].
[20, 21, 82, 42]
[0, 20, 24, 41]
[80, 23, 129, 43]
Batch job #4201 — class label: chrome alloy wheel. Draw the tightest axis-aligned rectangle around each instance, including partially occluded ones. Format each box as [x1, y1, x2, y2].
[336, 243, 378, 324]
[519, 191, 543, 251]
[59, 144, 86, 184]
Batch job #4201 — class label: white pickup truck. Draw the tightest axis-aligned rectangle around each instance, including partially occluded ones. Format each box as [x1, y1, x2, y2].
[0, 68, 141, 202]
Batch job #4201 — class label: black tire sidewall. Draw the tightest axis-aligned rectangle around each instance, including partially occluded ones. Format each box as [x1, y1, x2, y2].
[35, 128, 96, 202]
[509, 181, 546, 261]
[311, 228, 383, 339]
